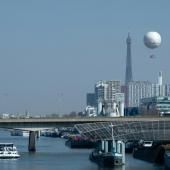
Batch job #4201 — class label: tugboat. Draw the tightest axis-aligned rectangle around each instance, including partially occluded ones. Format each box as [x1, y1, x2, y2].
[89, 149, 123, 167]
[0, 143, 20, 159]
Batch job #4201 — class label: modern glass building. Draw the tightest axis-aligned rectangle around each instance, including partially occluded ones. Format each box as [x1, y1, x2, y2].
[86, 93, 95, 107]
[140, 96, 170, 116]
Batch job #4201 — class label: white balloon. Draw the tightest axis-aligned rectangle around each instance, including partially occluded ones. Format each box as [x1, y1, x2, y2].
[144, 32, 161, 49]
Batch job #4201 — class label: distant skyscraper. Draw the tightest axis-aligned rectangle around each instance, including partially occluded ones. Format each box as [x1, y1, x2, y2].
[127, 81, 153, 107]
[86, 93, 95, 107]
[125, 33, 133, 85]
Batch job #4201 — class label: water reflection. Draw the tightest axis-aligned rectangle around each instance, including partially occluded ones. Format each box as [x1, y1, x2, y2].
[97, 165, 125, 170]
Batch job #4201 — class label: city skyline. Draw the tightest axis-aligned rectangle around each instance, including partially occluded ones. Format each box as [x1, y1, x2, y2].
[0, 1, 170, 114]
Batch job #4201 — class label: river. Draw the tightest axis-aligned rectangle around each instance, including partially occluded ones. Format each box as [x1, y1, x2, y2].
[0, 130, 164, 170]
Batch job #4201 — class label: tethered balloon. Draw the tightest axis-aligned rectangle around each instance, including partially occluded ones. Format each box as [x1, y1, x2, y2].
[144, 31, 161, 49]
[144, 31, 161, 59]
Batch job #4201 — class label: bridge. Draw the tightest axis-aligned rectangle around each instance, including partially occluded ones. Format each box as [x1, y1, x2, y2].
[1, 117, 170, 152]
[1, 117, 170, 129]
[0, 117, 116, 129]
[0, 117, 116, 152]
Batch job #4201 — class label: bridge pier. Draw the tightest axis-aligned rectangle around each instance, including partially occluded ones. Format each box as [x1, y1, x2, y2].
[36, 130, 41, 138]
[28, 131, 36, 152]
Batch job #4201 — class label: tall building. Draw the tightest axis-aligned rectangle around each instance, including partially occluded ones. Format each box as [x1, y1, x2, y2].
[127, 81, 153, 107]
[86, 93, 95, 107]
[125, 33, 133, 85]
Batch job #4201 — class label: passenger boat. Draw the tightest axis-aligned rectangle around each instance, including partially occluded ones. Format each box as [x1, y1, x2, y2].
[0, 143, 20, 159]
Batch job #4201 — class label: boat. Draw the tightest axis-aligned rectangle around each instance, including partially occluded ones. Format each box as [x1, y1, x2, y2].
[89, 149, 123, 167]
[41, 129, 59, 138]
[164, 151, 170, 169]
[0, 143, 20, 159]
[65, 135, 96, 149]
[133, 141, 170, 164]
[11, 129, 29, 137]
[125, 141, 135, 153]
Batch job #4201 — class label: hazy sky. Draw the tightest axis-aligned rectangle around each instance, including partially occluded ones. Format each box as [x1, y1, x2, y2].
[0, 0, 170, 114]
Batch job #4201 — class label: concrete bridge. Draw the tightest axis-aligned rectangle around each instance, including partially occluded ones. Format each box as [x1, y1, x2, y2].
[1, 117, 170, 129]
[1, 117, 170, 152]
[0, 117, 114, 152]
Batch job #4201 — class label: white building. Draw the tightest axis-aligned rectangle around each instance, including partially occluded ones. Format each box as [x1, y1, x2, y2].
[127, 81, 153, 107]
[126, 72, 169, 108]
[95, 80, 124, 116]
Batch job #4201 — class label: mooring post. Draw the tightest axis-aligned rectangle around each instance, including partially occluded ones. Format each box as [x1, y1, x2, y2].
[122, 141, 126, 164]
[104, 140, 108, 153]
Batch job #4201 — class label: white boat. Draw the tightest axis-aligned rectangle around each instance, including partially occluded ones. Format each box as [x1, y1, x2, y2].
[0, 143, 20, 159]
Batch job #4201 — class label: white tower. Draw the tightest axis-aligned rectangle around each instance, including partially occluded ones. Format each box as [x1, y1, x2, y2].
[158, 71, 165, 96]
[158, 71, 163, 86]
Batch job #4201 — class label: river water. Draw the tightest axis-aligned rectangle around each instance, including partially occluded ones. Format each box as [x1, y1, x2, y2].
[0, 130, 164, 170]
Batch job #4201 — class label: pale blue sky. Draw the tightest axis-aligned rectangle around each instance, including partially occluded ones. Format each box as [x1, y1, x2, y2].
[0, 0, 170, 114]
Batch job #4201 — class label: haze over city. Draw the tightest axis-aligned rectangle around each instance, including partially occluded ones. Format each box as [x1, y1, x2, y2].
[0, 0, 170, 114]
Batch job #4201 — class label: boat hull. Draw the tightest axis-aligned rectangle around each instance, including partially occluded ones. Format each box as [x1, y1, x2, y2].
[89, 151, 123, 167]
[0, 155, 20, 159]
